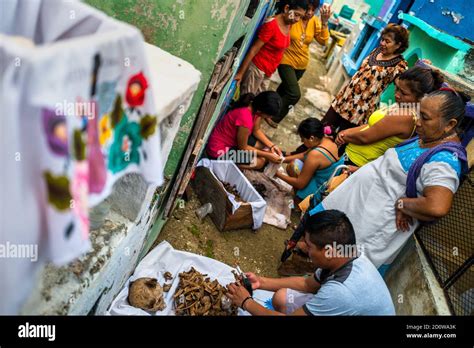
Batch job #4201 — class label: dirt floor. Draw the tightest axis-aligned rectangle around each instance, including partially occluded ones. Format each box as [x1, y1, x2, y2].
[154, 44, 331, 278]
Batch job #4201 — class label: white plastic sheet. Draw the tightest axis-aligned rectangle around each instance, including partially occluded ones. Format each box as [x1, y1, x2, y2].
[106, 241, 275, 316]
[196, 159, 267, 230]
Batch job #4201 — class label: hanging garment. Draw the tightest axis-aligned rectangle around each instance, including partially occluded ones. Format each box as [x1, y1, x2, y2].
[0, 0, 163, 314]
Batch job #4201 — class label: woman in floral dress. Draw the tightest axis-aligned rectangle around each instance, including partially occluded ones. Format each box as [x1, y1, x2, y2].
[322, 24, 409, 132]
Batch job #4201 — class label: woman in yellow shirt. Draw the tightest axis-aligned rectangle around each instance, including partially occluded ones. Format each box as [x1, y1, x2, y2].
[336, 66, 445, 168]
[267, 1, 331, 128]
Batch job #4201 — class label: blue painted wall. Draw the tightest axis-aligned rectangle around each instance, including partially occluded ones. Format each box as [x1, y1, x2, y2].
[410, 0, 473, 42]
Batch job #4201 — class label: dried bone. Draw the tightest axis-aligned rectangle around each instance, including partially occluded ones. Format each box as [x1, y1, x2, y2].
[222, 182, 245, 203]
[163, 271, 173, 281]
[173, 267, 237, 316]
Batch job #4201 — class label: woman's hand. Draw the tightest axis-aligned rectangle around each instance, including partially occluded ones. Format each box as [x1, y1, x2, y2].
[226, 282, 251, 308]
[346, 165, 359, 173]
[266, 151, 283, 163]
[234, 72, 243, 84]
[244, 272, 261, 290]
[271, 145, 283, 157]
[395, 199, 413, 232]
[320, 4, 332, 24]
[336, 131, 346, 146]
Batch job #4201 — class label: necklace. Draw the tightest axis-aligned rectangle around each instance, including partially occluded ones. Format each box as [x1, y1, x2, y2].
[300, 20, 308, 44]
[418, 133, 457, 147]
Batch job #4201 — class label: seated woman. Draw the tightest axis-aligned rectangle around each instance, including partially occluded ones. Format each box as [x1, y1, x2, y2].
[309, 89, 469, 275]
[206, 91, 284, 170]
[275, 118, 344, 202]
[336, 66, 445, 168]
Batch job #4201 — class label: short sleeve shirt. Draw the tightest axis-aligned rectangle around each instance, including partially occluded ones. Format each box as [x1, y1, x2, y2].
[280, 16, 329, 70]
[206, 107, 254, 158]
[303, 255, 396, 315]
[252, 18, 291, 77]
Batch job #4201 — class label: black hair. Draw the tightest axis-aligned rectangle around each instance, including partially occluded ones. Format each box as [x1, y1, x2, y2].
[305, 210, 356, 249]
[308, 0, 321, 9]
[398, 67, 444, 99]
[231, 91, 282, 118]
[253, 91, 282, 117]
[276, 0, 309, 14]
[230, 93, 255, 110]
[381, 23, 409, 54]
[427, 88, 471, 134]
[297, 117, 324, 139]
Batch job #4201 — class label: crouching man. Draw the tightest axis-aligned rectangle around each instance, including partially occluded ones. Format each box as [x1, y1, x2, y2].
[226, 210, 395, 315]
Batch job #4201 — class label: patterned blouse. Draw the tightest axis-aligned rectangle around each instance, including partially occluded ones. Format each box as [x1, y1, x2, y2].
[332, 46, 407, 126]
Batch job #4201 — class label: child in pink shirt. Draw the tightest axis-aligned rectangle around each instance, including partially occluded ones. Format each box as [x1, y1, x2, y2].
[206, 91, 284, 170]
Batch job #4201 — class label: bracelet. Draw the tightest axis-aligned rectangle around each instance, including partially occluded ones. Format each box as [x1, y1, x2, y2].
[241, 296, 253, 310]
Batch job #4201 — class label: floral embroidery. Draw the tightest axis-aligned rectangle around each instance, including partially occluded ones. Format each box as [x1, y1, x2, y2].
[71, 161, 90, 239]
[87, 105, 107, 194]
[111, 95, 124, 128]
[108, 116, 142, 173]
[140, 114, 157, 139]
[126, 72, 148, 107]
[73, 129, 86, 161]
[99, 114, 112, 145]
[42, 109, 68, 157]
[44, 171, 73, 211]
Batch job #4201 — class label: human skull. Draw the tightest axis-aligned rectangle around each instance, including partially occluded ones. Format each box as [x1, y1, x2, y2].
[128, 277, 166, 312]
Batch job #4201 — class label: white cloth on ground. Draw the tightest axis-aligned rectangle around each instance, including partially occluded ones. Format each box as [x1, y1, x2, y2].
[106, 241, 275, 315]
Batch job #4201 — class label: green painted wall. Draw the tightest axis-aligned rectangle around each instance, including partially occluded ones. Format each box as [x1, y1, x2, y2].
[365, 0, 385, 18]
[330, 0, 370, 23]
[406, 26, 459, 70]
[381, 25, 460, 104]
[85, 0, 267, 178]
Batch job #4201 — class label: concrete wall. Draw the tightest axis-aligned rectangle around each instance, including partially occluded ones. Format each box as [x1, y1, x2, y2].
[21, 173, 157, 314]
[385, 237, 451, 315]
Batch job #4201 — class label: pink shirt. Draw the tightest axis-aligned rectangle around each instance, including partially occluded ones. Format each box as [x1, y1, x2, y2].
[206, 107, 255, 158]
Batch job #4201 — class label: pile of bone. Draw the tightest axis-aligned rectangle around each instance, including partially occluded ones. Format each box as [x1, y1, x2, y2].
[222, 182, 245, 203]
[173, 267, 237, 316]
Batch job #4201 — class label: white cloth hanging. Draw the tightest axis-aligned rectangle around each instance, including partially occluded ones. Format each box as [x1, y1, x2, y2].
[0, 0, 164, 314]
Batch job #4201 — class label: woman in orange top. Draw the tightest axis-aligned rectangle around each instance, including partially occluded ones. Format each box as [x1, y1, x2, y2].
[268, 1, 331, 128]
